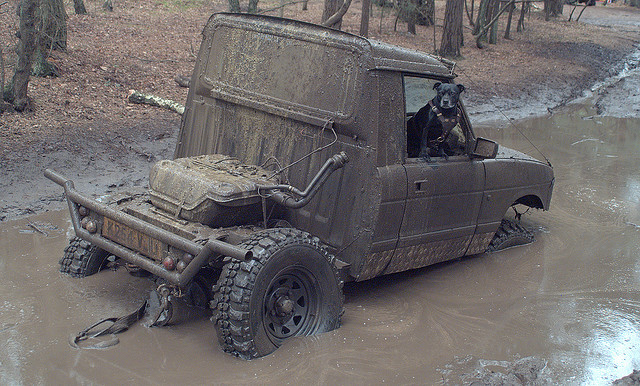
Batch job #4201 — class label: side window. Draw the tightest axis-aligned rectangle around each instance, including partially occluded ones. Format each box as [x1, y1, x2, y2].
[404, 75, 469, 159]
[404, 76, 438, 116]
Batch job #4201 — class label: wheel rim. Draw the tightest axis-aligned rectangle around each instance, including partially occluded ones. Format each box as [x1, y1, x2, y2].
[263, 268, 318, 341]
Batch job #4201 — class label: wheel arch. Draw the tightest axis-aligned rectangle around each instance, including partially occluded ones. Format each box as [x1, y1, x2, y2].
[513, 194, 545, 210]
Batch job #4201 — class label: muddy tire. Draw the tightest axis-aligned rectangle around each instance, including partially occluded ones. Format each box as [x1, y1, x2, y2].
[211, 228, 343, 359]
[59, 237, 110, 277]
[486, 219, 534, 252]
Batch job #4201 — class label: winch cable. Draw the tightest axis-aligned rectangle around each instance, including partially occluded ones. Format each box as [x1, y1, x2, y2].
[457, 66, 553, 168]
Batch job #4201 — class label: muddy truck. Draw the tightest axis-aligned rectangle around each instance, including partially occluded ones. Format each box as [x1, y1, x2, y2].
[46, 13, 554, 358]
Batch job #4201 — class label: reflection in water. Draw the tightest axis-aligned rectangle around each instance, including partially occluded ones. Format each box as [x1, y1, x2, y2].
[0, 104, 639, 384]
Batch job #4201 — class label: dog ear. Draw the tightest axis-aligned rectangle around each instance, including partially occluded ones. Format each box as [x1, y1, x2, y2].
[457, 84, 465, 93]
[433, 82, 442, 90]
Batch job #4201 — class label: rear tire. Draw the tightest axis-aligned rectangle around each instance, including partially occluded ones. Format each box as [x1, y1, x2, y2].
[486, 219, 534, 252]
[60, 237, 110, 277]
[211, 229, 343, 359]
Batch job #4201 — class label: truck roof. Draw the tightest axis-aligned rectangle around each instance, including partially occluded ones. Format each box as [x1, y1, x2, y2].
[205, 13, 456, 79]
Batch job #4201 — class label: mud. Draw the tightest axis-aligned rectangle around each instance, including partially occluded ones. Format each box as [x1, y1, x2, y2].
[0, 116, 178, 222]
[1, 98, 639, 384]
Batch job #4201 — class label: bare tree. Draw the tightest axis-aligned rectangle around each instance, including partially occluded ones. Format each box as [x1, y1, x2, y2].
[228, 0, 259, 13]
[439, 0, 464, 58]
[516, 0, 529, 31]
[394, 0, 433, 34]
[465, 0, 475, 27]
[11, 0, 39, 111]
[544, 0, 562, 20]
[0, 1, 6, 104]
[472, 0, 490, 35]
[504, 0, 515, 39]
[32, 0, 67, 77]
[359, 0, 371, 36]
[73, 0, 87, 14]
[322, 0, 353, 28]
[474, 0, 514, 48]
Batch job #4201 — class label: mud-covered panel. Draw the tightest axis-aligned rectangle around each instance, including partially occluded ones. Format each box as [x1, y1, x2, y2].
[465, 231, 495, 255]
[148, 155, 278, 226]
[175, 96, 378, 261]
[382, 235, 473, 275]
[204, 24, 360, 119]
[479, 155, 554, 225]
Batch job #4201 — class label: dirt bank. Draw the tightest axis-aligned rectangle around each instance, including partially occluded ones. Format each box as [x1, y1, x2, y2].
[1, 1, 639, 222]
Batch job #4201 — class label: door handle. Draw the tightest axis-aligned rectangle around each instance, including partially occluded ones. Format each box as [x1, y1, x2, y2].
[415, 180, 428, 191]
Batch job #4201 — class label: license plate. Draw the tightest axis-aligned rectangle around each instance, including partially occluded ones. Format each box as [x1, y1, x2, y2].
[102, 217, 164, 261]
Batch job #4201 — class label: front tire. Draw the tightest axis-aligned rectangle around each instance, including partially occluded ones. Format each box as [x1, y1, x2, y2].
[60, 237, 110, 277]
[212, 229, 343, 359]
[486, 219, 534, 252]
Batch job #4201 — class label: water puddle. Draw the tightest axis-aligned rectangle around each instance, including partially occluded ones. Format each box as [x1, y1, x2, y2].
[1, 104, 639, 384]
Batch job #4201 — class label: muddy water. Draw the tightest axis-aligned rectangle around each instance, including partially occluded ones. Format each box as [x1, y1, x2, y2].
[1, 104, 639, 385]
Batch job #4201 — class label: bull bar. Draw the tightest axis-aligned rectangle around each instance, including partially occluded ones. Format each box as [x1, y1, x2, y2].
[45, 169, 252, 287]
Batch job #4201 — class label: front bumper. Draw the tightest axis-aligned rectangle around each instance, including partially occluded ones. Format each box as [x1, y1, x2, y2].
[45, 169, 252, 287]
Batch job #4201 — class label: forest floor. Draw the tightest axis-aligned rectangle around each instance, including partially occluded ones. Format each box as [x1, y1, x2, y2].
[0, 0, 639, 221]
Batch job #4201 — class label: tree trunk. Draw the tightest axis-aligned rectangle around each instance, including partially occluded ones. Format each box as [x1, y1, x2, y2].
[543, 0, 550, 20]
[516, 0, 528, 31]
[360, 0, 371, 36]
[248, 0, 258, 13]
[475, 0, 514, 48]
[439, 0, 464, 58]
[396, 0, 422, 33]
[550, 0, 562, 16]
[31, 0, 67, 77]
[473, 0, 490, 35]
[417, 0, 435, 26]
[322, 0, 353, 28]
[39, 0, 67, 51]
[488, 0, 499, 44]
[73, 0, 87, 14]
[407, 0, 416, 34]
[322, 0, 344, 29]
[228, 0, 241, 12]
[1, 43, 7, 103]
[504, 0, 514, 39]
[12, 0, 39, 111]
[465, 0, 475, 27]
[32, 47, 58, 77]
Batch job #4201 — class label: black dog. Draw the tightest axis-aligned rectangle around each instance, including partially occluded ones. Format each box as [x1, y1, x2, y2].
[407, 82, 465, 159]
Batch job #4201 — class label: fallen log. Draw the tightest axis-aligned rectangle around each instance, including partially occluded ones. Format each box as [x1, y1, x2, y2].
[128, 89, 184, 115]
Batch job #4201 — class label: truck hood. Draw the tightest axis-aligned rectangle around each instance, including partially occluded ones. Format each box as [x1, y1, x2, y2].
[496, 145, 550, 166]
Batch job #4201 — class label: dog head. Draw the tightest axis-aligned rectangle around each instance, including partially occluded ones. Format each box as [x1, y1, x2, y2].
[432, 82, 465, 111]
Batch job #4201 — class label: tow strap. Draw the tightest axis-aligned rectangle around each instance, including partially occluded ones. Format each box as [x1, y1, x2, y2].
[69, 288, 171, 349]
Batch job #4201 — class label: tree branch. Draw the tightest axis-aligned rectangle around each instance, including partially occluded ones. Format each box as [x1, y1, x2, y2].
[128, 90, 184, 115]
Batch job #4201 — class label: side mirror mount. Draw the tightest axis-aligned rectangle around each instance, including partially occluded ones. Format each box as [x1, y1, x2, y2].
[471, 137, 498, 159]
